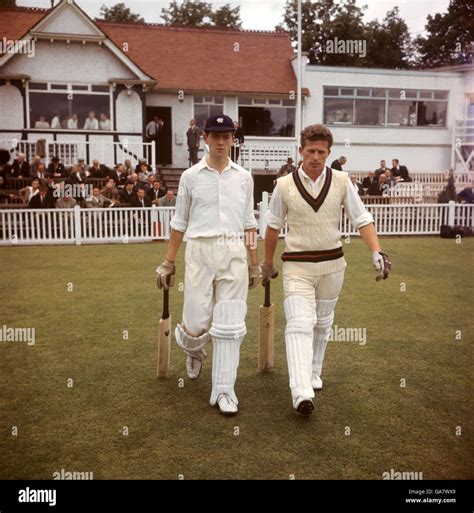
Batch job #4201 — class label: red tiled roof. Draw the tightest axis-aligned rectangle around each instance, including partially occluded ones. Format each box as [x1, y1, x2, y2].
[0, 7, 298, 95]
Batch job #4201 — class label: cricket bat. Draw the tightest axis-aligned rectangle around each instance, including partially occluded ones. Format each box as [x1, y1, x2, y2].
[157, 288, 171, 378]
[258, 280, 275, 372]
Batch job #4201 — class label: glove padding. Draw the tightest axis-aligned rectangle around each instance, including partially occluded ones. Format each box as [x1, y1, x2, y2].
[259, 261, 278, 284]
[156, 259, 176, 289]
[372, 251, 391, 281]
[248, 264, 261, 289]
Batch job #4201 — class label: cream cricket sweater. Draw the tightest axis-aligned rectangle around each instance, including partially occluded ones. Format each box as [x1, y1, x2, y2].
[278, 168, 348, 276]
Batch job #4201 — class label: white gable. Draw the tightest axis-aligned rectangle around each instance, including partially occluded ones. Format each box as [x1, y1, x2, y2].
[36, 3, 102, 37]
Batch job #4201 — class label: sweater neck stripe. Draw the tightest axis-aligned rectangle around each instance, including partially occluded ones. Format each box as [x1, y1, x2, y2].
[292, 166, 332, 213]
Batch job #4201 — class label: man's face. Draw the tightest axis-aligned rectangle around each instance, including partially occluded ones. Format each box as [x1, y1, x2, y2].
[190, 119, 195, 127]
[167, 191, 174, 199]
[34, 156, 41, 163]
[154, 181, 160, 189]
[299, 140, 330, 174]
[38, 164, 45, 173]
[369, 171, 375, 178]
[381, 160, 386, 168]
[93, 160, 99, 168]
[32, 179, 39, 188]
[125, 160, 131, 167]
[350, 175, 356, 183]
[379, 175, 386, 183]
[392, 160, 398, 168]
[137, 190, 145, 199]
[384, 170, 391, 177]
[204, 131, 234, 159]
[126, 184, 133, 192]
[18, 154, 25, 163]
[93, 188, 100, 196]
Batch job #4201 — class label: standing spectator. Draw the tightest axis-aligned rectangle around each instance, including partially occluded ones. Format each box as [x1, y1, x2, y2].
[99, 113, 111, 131]
[331, 156, 347, 171]
[131, 187, 152, 208]
[231, 120, 244, 164]
[350, 174, 364, 196]
[67, 113, 78, 129]
[391, 159, 411, 181]
[12, 153, 30, 178]
[47, 156, 66, 178]
[119, 180, 136, 206]
[187, 119, 201, 166]
[277, 157, 297, 178]
[28, 184, 55, 208]
[375, 160, 388, 176]
[147, 179, 166, 205]
[159, 189, 176, 207]
[84, 111, 99, 130]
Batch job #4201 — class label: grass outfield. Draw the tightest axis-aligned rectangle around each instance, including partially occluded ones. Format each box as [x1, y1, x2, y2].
[0, 237, 472, 480]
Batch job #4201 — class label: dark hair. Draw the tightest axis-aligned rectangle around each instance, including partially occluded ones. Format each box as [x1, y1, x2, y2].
[393, 158, 399, 164]
[300, 124, 333, 149]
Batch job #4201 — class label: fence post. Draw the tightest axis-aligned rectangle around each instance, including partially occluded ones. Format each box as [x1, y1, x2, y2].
[447, 200, 455, 226]
[259, 191, 269, 239]
[74, 205, 82, 245]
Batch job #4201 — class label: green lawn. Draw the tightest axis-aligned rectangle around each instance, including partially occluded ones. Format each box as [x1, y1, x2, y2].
[0, 237, 472, 480]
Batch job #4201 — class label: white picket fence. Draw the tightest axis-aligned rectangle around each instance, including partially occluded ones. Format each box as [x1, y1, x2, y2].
[0, 202, 472, 246]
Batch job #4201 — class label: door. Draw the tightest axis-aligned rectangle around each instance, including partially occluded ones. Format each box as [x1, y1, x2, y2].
[145, 107, 172, 166]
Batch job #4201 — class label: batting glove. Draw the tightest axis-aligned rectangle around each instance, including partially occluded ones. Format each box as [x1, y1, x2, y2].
[248, 264, 261, 289]
[156, 259, 176, 289]
[372, 251, 391, 281]
[259, 261, 278, 284]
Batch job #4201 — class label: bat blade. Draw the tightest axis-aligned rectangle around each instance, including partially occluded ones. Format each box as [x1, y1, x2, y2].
[157, 315, 171, 378]
[258, 303, 274, 372]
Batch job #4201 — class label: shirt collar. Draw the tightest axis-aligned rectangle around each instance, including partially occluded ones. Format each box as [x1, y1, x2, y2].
[299, 164, 326, 184]
[197, 156, 238, 173]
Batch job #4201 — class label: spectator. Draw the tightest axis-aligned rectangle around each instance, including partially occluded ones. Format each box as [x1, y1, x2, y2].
[159, 189, 176, 207]
[119, 180, 136, 206]
[85, 186, 113, 208]
[19, 177, 40, 204]
[375, 160, 388, 177]
[35, 115, 50, 129]
[277, 157, 297, 178]
[87, 159, 108, 179]
[231, 120, 244, 164]
[331, 156, 347, 171]
[128, 172, 139, 190]
[100, 178, 120, 204]
[362, 171, 378, 194]
[30, 155, 42, 175]
[51, 112, 61, 129]
[349, 174, 364, 196]
[147, 179, 166, 205]
[134, 159, 152, 174]
[47, 156, 66, 178]
[123, 159, 133, 176]
[383, 169, 396, 188]
[84, 111, 99, 130]
[28, 184, 55, 208]
[391, 159, 411, 182]
[12, 153, 30, 178]
[99, 113, 111, 131]
[458, 182, 474, 203]
[108, 163, 128, 187]
[67, 113, 78, 130]
[56, 192, 77, 209]
[131, 187, 152, 208]
[187, 118, 201, 166]
[138, 163, 153, 184]
[77, 158, 87, 174]
[68, 164, 86, 184]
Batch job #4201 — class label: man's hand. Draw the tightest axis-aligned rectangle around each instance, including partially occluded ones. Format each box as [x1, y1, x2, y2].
[248, 264, 261, 289]
[260, 261, 278, 284]
[156, 259, 176, 289]
[372, 251, 391, 281]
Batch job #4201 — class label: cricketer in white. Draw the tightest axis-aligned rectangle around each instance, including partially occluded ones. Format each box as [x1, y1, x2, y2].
[261, 124, 391, 415]
[156, 114, 260, 416]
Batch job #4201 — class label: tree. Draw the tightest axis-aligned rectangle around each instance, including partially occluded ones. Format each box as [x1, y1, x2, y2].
[161, 1, 242, 29]
[99, 3, 144, 23]
[415, 0, 473, 68]
[0, 0, 17, 8]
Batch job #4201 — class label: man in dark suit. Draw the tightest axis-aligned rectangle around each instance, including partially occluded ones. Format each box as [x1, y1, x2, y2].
[28, 185, 55, 208]
[330, 156, 346, 171]
[108, 163, 128, 187]
[88, 159, 109, 179]
[47, 157, 66, 178]
[362, 171, 378, 194]
[146, 179, 166, 205]
[119, 181, 136, 206]
[68, 165, 86, 184]
[391, 159, 411, 181]
[375, 160, 389, 177]
[12, 153, 30, 178]
[131, 187, 152, 208]
[187, 119, 201, 166]
[350, 174, 364, 196]
[231, 121, 244, 164]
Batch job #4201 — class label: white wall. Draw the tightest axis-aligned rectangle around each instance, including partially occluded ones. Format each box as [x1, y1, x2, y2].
[0, 85, 24, 130]
[116, 89, 142, 133]
[2, 40, 136, 83]
[302, 65, 466, 172]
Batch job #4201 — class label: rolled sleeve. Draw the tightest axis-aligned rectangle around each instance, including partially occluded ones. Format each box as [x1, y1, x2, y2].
[343, 177, 374, 230]
[170, 175, 190, 232]
[264, 184, 287, 230]
[244, 174, 258, 230]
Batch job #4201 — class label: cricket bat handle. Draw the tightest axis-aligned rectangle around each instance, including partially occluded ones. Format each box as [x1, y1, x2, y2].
[157, 288, 171, 378]
[258, 281, 274, 372]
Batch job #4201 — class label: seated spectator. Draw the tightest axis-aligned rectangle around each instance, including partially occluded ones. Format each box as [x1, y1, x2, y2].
[34, 115, 50, 129]
[131, 187, 152, 208]
[458, 183, 474, 204]
[47, 156, 66, 178]
[51, 112, 61, 129]
[277, 157, 297, 178]
[134, 159, 152, 174]
[68, 164, 86, 184]
[147, 179, 166, 205]
[128, 172, 139, 190]
[159, 189, 176, 207]
[67, 113, 79, 130]
[349, 174, 364, 196]
[383, 169, 396, 188]
[119, 181, 136, 206]
[138, 163, 153, 184]
[56, 192, 77, 209]
[100, 178, 120, 204]
[84, 111, 99, 130]
[108, 163, 128, 187]
[12, 152, 30, 178]
[331, 156, 347, 171]
[77, 158, 87, 175]
[362, 171, 378, 193]
[87, 159, 108, 179]
[123, 159, 134, 175]
[19, 177, 40, 204]
[30, 155, 43, 176]
[99, 113, 111, 131]
[391, 159, 411, 182]
[375, 160, 388, 177]
[85, 186, 113, 208]
[28, 184, 55, 208]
